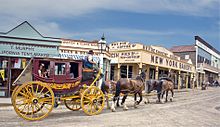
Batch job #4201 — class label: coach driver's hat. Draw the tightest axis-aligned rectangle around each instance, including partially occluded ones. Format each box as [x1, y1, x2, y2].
[88, 50, 94, 54]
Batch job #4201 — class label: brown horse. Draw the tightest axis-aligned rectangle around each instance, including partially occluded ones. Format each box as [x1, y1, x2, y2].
[161, 79, 174, 102]
[101, 80, 117, 109]
[146, 78, 174, 103]
[111, 76, 145, 112]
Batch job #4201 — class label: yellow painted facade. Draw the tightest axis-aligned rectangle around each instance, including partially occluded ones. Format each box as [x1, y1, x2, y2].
[109, 42, 196, 89]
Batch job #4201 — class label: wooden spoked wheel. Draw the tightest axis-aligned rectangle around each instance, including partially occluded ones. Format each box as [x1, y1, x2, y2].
[81, 86, 105, 115]
[64, 98, 81, 111]
[11, 85, 19, 105]
[12, 81, 54, 121]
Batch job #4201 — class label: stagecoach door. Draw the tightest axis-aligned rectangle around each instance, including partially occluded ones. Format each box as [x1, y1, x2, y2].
[54, 62, 67, 81]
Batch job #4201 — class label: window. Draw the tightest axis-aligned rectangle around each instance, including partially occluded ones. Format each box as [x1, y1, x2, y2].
[55, 63, 65, 75]
[110, 66, 115, 80]
[120, 66, 127, 78]
[128, 66, 132, 78]
[39, 61, 50, 78]
[69, 62, 79, 78]
[185, 55, 189, 59]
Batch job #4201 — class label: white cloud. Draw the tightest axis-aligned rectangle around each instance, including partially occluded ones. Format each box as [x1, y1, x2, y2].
[0, 0, 219, 43]
[0, 0, 218, 19]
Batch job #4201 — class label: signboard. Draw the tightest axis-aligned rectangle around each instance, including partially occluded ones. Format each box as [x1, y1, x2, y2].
[143, 52, 195, 72]
[111, 51, 141, 63]
[111, 50, 195, 72]
[0, 42, 59, 58]
[59, 53, 100, 63]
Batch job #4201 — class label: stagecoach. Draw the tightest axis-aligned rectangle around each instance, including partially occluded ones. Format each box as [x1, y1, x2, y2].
[11, 57, 105, 121]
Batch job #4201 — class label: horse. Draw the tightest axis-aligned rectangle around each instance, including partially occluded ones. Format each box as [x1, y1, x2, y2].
[160, 78, 174, 102]
[101, 80, 117, 109]
[101, 79, 145, 110]
[110, 76, 145, 112]
[146, 77, 174, 103]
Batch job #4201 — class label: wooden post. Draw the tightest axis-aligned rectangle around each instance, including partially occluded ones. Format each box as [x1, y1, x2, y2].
[155, 66, 159, 80]
[178, 71, 181, 90]
[186, 72, 189, 89]
[145, 64, 150, 80]
[117, 63, 120, 80]
[126, 64, 129, 79]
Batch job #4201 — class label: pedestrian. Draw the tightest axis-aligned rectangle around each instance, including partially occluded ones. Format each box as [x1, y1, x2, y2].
[140, 69, 147, 81]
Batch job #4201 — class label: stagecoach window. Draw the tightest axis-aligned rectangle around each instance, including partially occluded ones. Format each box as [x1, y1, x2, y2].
[55, 63, 65, 75]
[39, 61, 50, 78]
[70, 62, 79, 78]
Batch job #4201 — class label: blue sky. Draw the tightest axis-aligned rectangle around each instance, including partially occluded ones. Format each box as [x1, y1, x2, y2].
[0, 0, 219, 50]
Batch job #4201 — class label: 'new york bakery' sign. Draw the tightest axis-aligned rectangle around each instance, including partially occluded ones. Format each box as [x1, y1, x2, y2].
[150, 54, 193, 71]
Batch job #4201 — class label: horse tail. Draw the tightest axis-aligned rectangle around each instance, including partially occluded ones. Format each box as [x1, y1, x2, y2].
[115, 80, 121, 97]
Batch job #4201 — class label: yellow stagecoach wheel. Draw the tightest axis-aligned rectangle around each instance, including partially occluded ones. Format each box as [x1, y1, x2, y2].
[64, 98, 81, 111]
[81, 86, 105, 115]
[11, 85, 19, 105]
[12, 81, 54, 121]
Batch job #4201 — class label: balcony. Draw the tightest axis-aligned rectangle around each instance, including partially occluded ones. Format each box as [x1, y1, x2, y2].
[197, 63, 220, 74]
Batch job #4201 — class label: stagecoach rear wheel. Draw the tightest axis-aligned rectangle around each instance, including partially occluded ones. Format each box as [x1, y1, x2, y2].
[12, 81, 54, 121]
[64, 98, 81, 111]
[81, 86, 105, 115]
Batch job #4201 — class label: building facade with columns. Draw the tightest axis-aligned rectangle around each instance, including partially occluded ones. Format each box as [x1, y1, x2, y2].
[59, 38, 111, 81]
[109, 41, 196, 89]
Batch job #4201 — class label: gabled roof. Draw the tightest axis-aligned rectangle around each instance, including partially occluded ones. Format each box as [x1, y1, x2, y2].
[170, 45, 196, 53]
[0, 21, 60, 42]
[5, 21, 43, 38]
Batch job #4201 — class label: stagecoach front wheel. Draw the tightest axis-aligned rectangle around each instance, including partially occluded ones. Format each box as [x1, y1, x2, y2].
[11, 85, 19, 105]
[81, 86, 105, 115]
[64, 98, 81, 111]
[12, 81, 54, 121]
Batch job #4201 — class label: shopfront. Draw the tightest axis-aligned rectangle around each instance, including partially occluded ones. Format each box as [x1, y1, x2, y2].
[110, 42, 196, 89]
[0, 21, 60, 97]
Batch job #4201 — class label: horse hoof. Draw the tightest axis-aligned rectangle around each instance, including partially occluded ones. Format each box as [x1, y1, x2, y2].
[123, 108, 129, 111]
[111, 108, 116, 112]
[170, 97, 173, 102]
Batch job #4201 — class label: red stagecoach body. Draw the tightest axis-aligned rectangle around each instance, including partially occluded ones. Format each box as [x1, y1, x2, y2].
[11, 57, 105, 121]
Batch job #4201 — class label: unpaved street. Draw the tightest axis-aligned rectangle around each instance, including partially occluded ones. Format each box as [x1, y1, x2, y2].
[0, 87, 220, 127]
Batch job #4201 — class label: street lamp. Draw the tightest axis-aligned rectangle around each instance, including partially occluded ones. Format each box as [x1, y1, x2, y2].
[98, 34, 106, 88]
[98, 34, 106, 54]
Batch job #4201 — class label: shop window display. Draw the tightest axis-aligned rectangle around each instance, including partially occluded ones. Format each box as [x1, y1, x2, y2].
[0, 58, 8, 89]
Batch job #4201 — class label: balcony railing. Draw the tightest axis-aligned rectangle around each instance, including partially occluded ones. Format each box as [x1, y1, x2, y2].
[197, 63, 220, 73]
